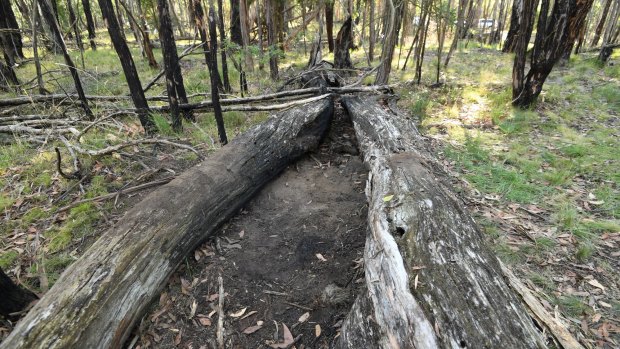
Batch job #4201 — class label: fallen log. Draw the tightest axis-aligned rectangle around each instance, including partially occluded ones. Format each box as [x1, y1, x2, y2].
[0, 98, 334, 349]
[337, 96, 546, 348]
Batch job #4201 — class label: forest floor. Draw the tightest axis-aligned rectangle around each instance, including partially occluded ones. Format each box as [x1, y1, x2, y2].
[0, 37, 619, 348]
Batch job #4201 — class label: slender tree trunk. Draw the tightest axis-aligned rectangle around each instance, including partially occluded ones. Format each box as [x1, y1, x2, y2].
[158, 0, 193, 131]
[98, 0, 156, 133]
[375, 0, 405, 84]
[513, 0, 595, 107]
[230, 0, 243, 45]
[31, 0, 47, 94]
[0, 268, 38, 319]
[367, 0, 376, 62]
[119, 0, 159, 68]
[325, 0, 335, 52]
[208, 0, 228, 144]
[168, 0, 186, 37]
[266, 0, 278, 79]
[217, 0, 232, 92]
[239, 0, 254, 71]
[444, 0, 468, 67]
[82, 0, 97, 50]
[38, 0, 93, 118]
[415, 3, 431, 84]
[591, 0, 613, 46]
[66, 0, 84, 64]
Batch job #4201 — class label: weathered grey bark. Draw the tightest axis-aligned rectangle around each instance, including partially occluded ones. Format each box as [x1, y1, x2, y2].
[99, 0, 157, 133]
[337, 96, 547, 349]
[375, 0, 404, 85]
[0, 98, 333, 349]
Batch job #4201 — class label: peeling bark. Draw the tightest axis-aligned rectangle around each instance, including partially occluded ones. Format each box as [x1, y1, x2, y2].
[337, 96, 547, 349]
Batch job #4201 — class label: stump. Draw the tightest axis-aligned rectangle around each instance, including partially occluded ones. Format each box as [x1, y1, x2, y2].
[337, 96, 546, 348]
[0, 98, 333, 349]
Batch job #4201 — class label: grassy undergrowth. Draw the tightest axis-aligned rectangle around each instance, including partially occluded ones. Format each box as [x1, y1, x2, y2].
[398, 46, 619, 343]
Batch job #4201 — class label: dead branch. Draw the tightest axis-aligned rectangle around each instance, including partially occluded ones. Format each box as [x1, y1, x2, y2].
[0, 124, 78, 135]
[77, 111, 138, 141]
[71, 138, 203, 159]
[217, 275, 225, 349]
[57, 177, 175, 212]
[54, 147, 81, 180]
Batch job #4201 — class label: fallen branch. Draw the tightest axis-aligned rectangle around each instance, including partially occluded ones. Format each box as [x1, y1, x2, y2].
[217, 275, 225, 349]
[0, 124, 78, 135]
[71, 138, 203, 159]
[57, 177, 176, 212]
[500, 262, 584, 349]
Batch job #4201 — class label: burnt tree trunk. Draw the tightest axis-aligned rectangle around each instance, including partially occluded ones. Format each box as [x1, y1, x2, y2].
[98, 0, 157, 133]
[82, 0, 97, 50]
[208, 0, 228, 144]
[158, 0, 193, 131]
[217, 0, 232, 92]
[369, 0, 375, 61]
[0, 98, 333, 349]
[0, 57, 18, 90]
[0, 268, 38, 319]
[325, 0, 335, 52]
[591, 0, 613, 47]
[375, 0, 404, 85]
[230, 0, 243, 45]
[336, 96, 547, 349]
[334, 17, 353, 69]
[513, 0, 594, 107]
[119, 0, 159, 68]
[66, 0, 83, 52]
[37, 0, 93, 118]
[266, 0, 279, 79]
[0, 0, 24, 63]
[503, 0, 539, 53]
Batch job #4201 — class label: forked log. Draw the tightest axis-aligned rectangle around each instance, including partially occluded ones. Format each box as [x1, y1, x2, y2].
[0, 99, 333, 349]
[337, 96, 546, 348]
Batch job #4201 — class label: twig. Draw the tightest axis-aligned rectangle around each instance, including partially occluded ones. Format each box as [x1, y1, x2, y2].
[57, 177, 175, 212]
[77, 111, 137, 141]
[217, 275, 225, 349]
[263, 290, 288, 297]
[500, 262, 584, 349]
[71, 138, 204, 159]
[282, 301, 313, 311]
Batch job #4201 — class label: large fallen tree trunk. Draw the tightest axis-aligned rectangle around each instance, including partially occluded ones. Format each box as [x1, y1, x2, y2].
[337, 96, 547, 348]
[0, 98, 333, 349]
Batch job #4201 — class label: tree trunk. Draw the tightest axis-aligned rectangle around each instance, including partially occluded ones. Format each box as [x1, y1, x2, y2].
[0, 56, 18, 90]
[208, 0, 228, 144]
[369, 0, 375, 61]
[31, 0, 47, 94]
[444, 0, 468, 67]
[334, 17, 353, 69]
[230, 0, 243, 45]
[591, 0, 613, 47]
[266, 0, 278, 79]
[66, 0, 83, 54]
[119, 0, 159, 68]
[158, 0, 193, 131]
[503, 0, 539, 53]
[375, 0, 404, 85]
[239, 0, 254, 71]
[0, 98, 333, 349]
[325, 0, 335, 52]
[217, 0, 232, 92]
[513, 0, 595, 107]
[98, 0, 156, 133]
[336, 96, 547, 349]
[0, 268, 38, 319]
[168, 0, 186, 37]
[82, 0, 97, 50]
[0, 0, 25, 64]
[37, 0, 93, 118]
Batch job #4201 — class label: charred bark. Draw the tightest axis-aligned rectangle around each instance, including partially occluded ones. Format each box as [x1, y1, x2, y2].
[337, 96, 547, 349]
[513, 0, 595, 107]
[0, 99, 333, 349]
[0, 268, 38, 319]
[230, 0, 243, 45]
[503, 0, 539, 53]
[325, 0, 335, 52]
[0, 0, 25, 64]
[0, 57, 18, 90]
[98, 0, 157, 133]
[334, 17, 353, 69]
[217, 0, 232, 92]
[82, 0, 97, 50]
[208, 0, 227, 144]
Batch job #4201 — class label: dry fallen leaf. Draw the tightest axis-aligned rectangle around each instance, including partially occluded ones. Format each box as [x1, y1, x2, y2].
[189, 299, 198, 319]
[315, 324, 321, 337]
[316, 253, 327, 262]
[383, 195, 394, 202]
[230, 307, 247, 318]
[180, 278, 191, 295]
[414, 274, 419, 290]
[588, 279, 606, 291]
[243, 321, 264, 334]
[298, 312, 310, 323]
[269, 323, 294, 348]
[240, 310, 258, 320]
[197, 317, 212, 327]
[206, 293, 219, 302]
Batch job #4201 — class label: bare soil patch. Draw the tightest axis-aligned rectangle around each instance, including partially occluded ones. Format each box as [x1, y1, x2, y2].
[132, 105, 368, 349]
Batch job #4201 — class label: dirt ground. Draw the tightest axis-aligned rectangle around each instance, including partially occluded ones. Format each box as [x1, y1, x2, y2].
[130, 105, 368, 349]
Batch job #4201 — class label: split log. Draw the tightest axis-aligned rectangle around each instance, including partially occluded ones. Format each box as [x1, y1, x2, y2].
[0, 98, 333, 349]
[337, 96, 546, 348]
